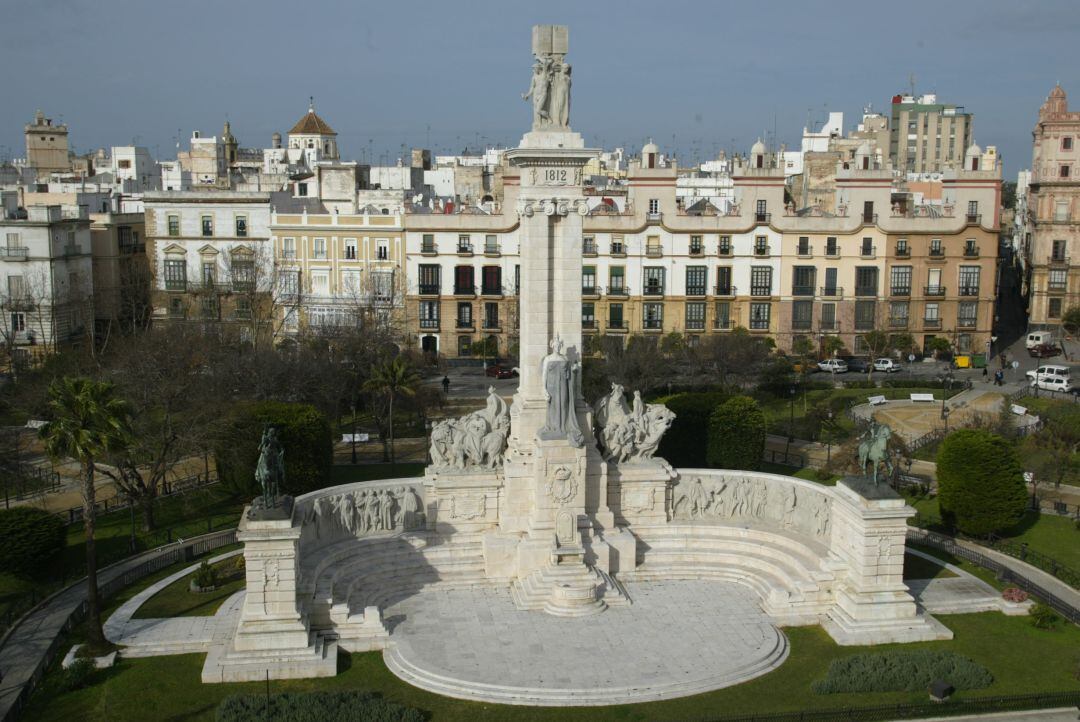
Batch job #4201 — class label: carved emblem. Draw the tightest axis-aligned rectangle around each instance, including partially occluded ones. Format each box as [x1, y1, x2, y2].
[546, 466, 578, 505]
[622, 486, 656, 514]
[449, 494, 487, 520]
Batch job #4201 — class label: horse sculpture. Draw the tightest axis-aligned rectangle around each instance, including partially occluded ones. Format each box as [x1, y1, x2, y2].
[857, 422, 894, 485]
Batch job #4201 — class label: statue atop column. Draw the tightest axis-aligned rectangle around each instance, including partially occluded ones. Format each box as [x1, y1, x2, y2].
[256, 426, 285, 505]
[522, 25, 572, 132]
[538, 336, 584, 447]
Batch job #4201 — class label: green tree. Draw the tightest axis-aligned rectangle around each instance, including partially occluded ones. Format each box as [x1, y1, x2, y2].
[0, 507, 66, 579]
[821, 335, 846, 358]
[40, 377, 131, 647]
[655, 390, 730, 467]
[936, 429, 1027, 536]
[707, 396, 767, 471]
[364, 356, 421, 465]
[926, 337, 952, 358]
[860, 330, 892, 375]
[1062, 306, 1080, 337]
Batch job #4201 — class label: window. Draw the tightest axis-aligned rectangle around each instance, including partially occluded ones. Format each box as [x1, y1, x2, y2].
[792, 267, 815, 296]
[313, 237, 327, 259]
[792, 300, 813, 330]
[750, 266, 772, 296]
[825, 237, 838, 256]
[690, 235, 703, 255]
[685, 302, 705, 330]
[279, 270, 299, 296]
[611, 235, 625, 255]
[854, 300, 876, 330]
[889, 302, 909, 327]
[201, 215, 213, 237]
[235, 216, 247, 237]
[454, 266, 474, 294]
[715, 266, 732, 295]
[820, 303, 836, 330]
[609, 267, 625, 293]
[457, 302, 473, 327]
[583, 236, 596, 255]
[966, 201, 978, 221]
[608, 303, 624, 329]
[855, 267, 878, 296]
[482, 266, 502, 295]
[686, 266, 706, 296]
[648, 198, 660, 215]
[924, 302, 940, 321]
[644, 267, 665, 295]
[860, 237, 874, 256]
[418, 301, 439, 329]
[484, 235, 499, 254]
[167, 214, 179, 236]
[958, 266, 980, 295]
[376, 239, 389, 260]
[714, 301, 731, 329]
[797, 236, 810, 255]
[754, 236, 769, 256]
[718, 235, 731, 255]
[421, 234, 436, 253]
[231, 259, 255, 292]
[310, 270, 329, 296]
[1052, 239, 1067, 261]
[863, 201, 875, 222]
[645, 235, 662, 256]
[341, 269, 362, 293]
[582, 303, 595, 328]
[582, 266, 597, 294]
[417, 264, 440, 295]
[643, 303, 663, 329]
[896, 238, 909, 256]
[344, 238, 357, 260]
[164, 259, 186, 290]
[7, 275, 25, 299]
[1049, 268, 1067, 291]
[483, 302, 499, 328]
[1048, 297, 1063, 318]
[930, 238, 943, 256]
[370, 270, 394, 303]
[1061, 165, 1071, 179]
[282, 237, 296, 258]
[297, 182, 308, 197]
[891, 266, 912, 296]
[823, 267, 838, 296]
[458, 335, 472, 356]
[1055, 201, 1069, 222]
[458, 234, 472, 253]
[1063, 137, 1073, 151]
[200, 295, 219, 320]
[964, 238, 978, 256]
[958, 301, 977, 327]
[750, 302, 771, 329]
[957, 333, 972, 353]
[755, 200, 768, 222]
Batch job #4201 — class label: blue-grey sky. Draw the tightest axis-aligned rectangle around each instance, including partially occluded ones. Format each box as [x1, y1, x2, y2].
[3, 0, 1077, 179]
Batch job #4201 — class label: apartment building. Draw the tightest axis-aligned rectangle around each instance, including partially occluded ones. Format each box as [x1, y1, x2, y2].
[889, 93, 974, 174]
[1025, 85, 1080, 330]
[89, 211, 149, 333]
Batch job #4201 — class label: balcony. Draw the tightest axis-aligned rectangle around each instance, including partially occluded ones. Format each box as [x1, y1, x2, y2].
[686, 287, 707, 298]
[482, 320, 501, 331]
[420, 243, 437, 256]
[583, 241, 597, 256]
[643, 285, 665, 297]
[963, 246, 980, 258]
[792, 286, 815, 297]
[958, 286, 980, 297]
[0, 246, 28, 260]
[895, 246, 911, 258]
[418, 284, 441, 296]
[753, 246, 771, 258]
[419, 318, 440, 330]
[689, 245, 704, 257]
[456, 244, 473, 256]
[957, 317, 977, 329]
[714, 285, 736, 297]
[791, 320, 813, 332]
[165, 279, 188, 292]
[646, 211, 663, 222]
[755, 212, 771, 223]
[1048, 282, 1067, 293]
[929, 248, 945, 259]
[581, 285, 599, 297]
[610, 244, 626, 257]
[824, 245, 840, 258]
[859, 245, 877, 258]
[607, 319, 627, 331]
[923, 317, 942, 329]
[749, 319, 770, 331]
[234, 309, 252, 321]
[966, 213, 981, 225]
[481, 285, 503, 297]
[820, 286, 843, 298]
[750, 286, 772, 298]
[862, 213, 878, 225]
[924, 285, 946, 297]
[1048, 254, 1070, 266]
[453, 285, 475, 296]
[484, 244, 501, 257]
[890, 286, 911, 297]
[796, 244, 812, 258]
[582, 319, 596, 330]
[713, 319, 734, 330]
[643, 319, 663, 331]
[607, 285, 629, 298]
[889, 317, 909, 328]
[854, 287, 877, 298]
[819, 319, 837, 331]
[646, 245, 663, 258]
[717, 246, 732, 257]
[455, 319, 475, 330]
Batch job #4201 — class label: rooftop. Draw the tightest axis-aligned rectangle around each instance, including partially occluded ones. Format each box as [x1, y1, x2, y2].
[289, 108, 336, 136]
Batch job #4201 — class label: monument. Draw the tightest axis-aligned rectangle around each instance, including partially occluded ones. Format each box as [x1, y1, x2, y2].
[204, 25, 951, 698]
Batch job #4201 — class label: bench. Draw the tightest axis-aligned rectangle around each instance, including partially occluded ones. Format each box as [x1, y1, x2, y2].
[868, 395, 887, 406]
[910, 393, 935, 402]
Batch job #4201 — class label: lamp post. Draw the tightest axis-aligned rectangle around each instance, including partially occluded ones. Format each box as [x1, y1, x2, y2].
[786, 384, 796, 461]
[826, 409, 834, 465]
[350, 399, 358, 465]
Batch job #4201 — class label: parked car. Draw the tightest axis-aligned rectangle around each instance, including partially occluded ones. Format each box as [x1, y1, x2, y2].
[1028, 343, 1062, 359]
[1026, 331, 1057, 350]
[844, 357, 871, 373]
[1031, 375, 1074, 394]
[1026, 364, 1071, 383]
[485, 364, 518, 379]
[873, 358, 902, 373]
[817, 359, 849, 373]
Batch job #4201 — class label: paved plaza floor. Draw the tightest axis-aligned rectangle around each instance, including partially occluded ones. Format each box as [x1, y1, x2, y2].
[382, 579, 789, 706]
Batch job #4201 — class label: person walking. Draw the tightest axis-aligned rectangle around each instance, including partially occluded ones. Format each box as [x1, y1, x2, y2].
[441, 375, 451, 396]
[983, 366, 989, 383]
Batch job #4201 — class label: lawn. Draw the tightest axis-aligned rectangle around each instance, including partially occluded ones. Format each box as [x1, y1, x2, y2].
[23, 612, 1080, 722]
[903, 551, 957, 580]
[759, 462, 839, 486]
[132, 556, 245, 619]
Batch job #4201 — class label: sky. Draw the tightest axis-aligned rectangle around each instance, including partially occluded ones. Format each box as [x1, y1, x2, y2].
[2, 0, 1078, 179]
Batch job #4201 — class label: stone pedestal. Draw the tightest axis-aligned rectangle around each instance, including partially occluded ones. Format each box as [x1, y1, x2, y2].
[424, 469, 501, 536]
[822, 479, 952, 645]
[203, 501, 337, 682]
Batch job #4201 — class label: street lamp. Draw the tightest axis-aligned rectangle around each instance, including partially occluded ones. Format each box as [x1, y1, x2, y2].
[786, 384, 797, 461]
[825, 409, 834, 465]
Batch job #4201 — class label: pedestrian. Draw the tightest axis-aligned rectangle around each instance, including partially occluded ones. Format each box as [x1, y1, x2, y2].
[983, 366, 989, 383]
[999, 352, 1007, 370]
[441, 375, 451, 396]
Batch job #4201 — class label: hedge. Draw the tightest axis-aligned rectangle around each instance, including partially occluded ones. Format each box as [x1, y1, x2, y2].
[0, 507, 66, 579]
[656, 391, 730, 467]
[812, 650, 993, 694]
[214, 401, 333, 497]
[937, 429, 1028, 536]
[707, 396, 767, 471]
[216, 691, 424, 722]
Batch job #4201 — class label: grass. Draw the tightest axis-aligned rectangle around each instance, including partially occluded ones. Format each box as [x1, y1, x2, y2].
[758, 462, 839, 486]
[903, 551, 957, 580]
[907, 543, 1008, 591]
[132, 556, 245, 620]
[22, 612, 1080, 722]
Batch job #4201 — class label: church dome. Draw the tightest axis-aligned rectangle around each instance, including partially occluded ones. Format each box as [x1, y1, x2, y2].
[642, 140, 659, 156]
[750, 138, 766, 155]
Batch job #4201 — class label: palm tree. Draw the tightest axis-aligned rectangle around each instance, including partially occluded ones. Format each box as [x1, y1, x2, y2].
[40, 377, 131, 647]
[363, 356, 420, 466]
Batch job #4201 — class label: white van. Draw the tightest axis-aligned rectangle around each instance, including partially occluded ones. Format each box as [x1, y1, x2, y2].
[1027, 331, 1056, 349]
[1026, 364, 1071, 383]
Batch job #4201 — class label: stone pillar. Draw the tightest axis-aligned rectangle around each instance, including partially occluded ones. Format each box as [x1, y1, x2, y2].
[823, 479, 952, 645]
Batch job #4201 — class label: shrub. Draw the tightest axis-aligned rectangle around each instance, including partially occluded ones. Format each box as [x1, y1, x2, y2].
[707, 396, 767, 471]
[1029, 602, 1059, 630]
[936, 429, 1027, 536]
[0, 507, 66, 579]
[193, 560, 217, 589]
[843, 379, 878, 389]
[656, 391, 730, 467]
[812, 650, 993, 694]
[215, 690, 424, 722]
[57, 658, 96, 693]
[214, 401, 333, 497]
[1002, 587, 1029, 603]
[755, 358, 796, 398]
